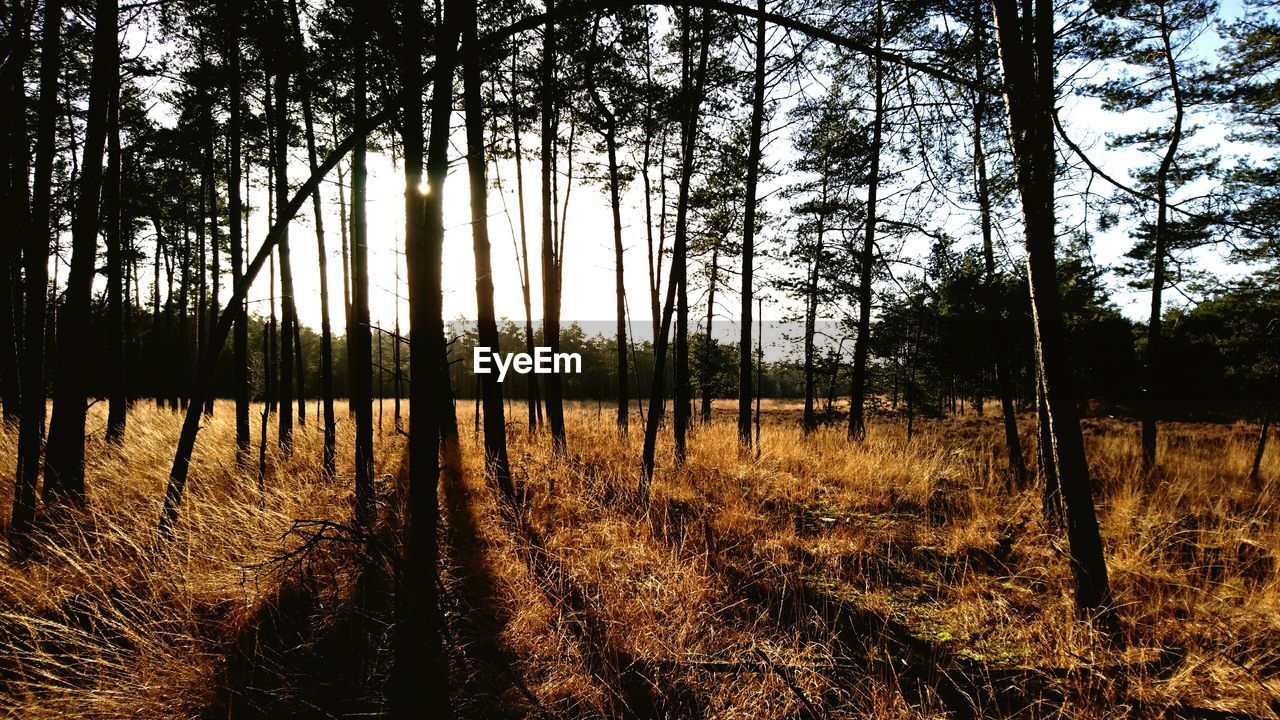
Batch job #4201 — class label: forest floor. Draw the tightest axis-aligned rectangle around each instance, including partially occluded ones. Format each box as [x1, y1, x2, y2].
[0, 400, 1277, 718]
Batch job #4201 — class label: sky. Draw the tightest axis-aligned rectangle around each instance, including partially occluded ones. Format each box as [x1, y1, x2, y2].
[161, 0, 1263, 353]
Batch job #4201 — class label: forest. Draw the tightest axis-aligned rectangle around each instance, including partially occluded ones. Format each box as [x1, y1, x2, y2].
[1, 0, 1279, 717]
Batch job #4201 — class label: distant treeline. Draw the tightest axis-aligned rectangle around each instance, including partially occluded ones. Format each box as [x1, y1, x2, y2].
[67, 246, 1250, 424]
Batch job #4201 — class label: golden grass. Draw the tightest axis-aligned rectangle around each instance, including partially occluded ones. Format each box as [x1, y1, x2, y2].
[0, 402, 395, 719]
[0, 399, 1275, 718]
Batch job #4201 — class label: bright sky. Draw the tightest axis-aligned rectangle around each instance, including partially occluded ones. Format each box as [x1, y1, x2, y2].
[146, 1, 1262, 346]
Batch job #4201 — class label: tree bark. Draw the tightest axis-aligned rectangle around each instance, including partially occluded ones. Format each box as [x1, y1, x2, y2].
[1141, 2, 1184, 473]
[509, 46, 540, 433]
[273, 0, 296, 451]
[348, 27, 374, 531]
[584, 27, 629, 435]
[1038, 367, 1063, 530]
[337, 161, 352, 335]
[991, 0, 1111, 614]
[105, 63, 126, 444]
[674, 7, 710, 465]
[226, 0, 251, 468]
[608, 130, 629, 433]
[11, 0, 61, 540]
[44, 0, 117, 506]
[1250, 412, 1271, 491]
[152, 215, 164, 409]
[179, 219, 193, 409]
[202, 44, 220, 418]
[0, 0, 27, 428]
[700, 244, 718, 424]
[540, 0, 567, 450]
[293, 306, 304, 426]
[394, 0, 454, 712]
[848, 0, 883, 441]
[738, 0, 765, 447]
[642, 19, 662, 340]
[463, 0, 514, 498]
[293, 22, 336, 472]
[972, 0, 1026, 487]
[803, 169, 828, 436]
[642, 6, 709, 485]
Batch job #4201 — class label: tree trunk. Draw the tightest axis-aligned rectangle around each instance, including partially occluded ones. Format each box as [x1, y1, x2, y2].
[394, 0, 454, 712]
[157, 44, 401, 541]
[1142, 3, 1185, 474]
[738, 0, 765, 447]
[700, 244, 718, 424]
[674, 7, 710, 465]
[905, 325, 919, 441]
[178, 220, 192, 409]
[203, 44, 220, 418]
[992, 0, 1111, 614]
[273, 3, 295, 452]
[152, 215, 164, 408]
[802, 245, 820, 434]
[642, 6, 709, 486]
[1038, 367, 1063, 530]
[607, 130, 629, 434]
[755, 298, 762, 449]
[44, 0, 117, 506]
[226, 2, 251, 468]
[0, 1, 26, 428]
[463, 0, 514, 498]
[1250, 412, 1272, 491]
[848, 0, 882, 442]
[509, 47, 540, 433]
[337, 161, 352, 335]
[583, 19, 627, 434]
[105, 65, 126, 444]
[642, 18, 662, 340]
[293, 306, 304, 427]
[12, 0, 62, 540]
[348, 29, 374, 531]
[394, 260, 402, 431]
[540, 0, 566, 450]
[973, 0, 1026, 487]
[269, 260, 281, 411]
[654, 132, 669, 340]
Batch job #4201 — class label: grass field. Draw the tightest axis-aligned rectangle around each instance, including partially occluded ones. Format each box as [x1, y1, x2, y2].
[0, 400, 1276, 718]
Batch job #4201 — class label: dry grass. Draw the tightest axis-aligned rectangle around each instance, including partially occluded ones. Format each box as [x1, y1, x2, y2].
[447, 400, 1280, 718]
[0, 399, 1276, 718]
[0, 401, 395, 719]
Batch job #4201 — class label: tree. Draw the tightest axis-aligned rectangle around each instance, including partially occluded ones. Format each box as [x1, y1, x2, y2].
[738, 0, 766, 447]
[395, 0, 453, 712]
[673, 6, 711, 464]
[11, 0, 63, 541]
[104, 57, 126, 444]
[964, 0, 1026, 485]
[641, 5, 711, 486]
[348, 3, 373, 531]
[1078, 0, 1218, 472]
[783, 82, 865, 434]
[497, 26, 541, 432]
[224, 0, 251, 468]
[288, 0, 336, 477]
[44, 0, 118, 506]
[463, 0, 514, 496]
[540, 0, 567, 450]
[581, 10, 643, 434]
[271, 0, 297, 452]
[847, 0, 885, 442]
[0, 0, 27, 428]
[991, 0, 1112, 614]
